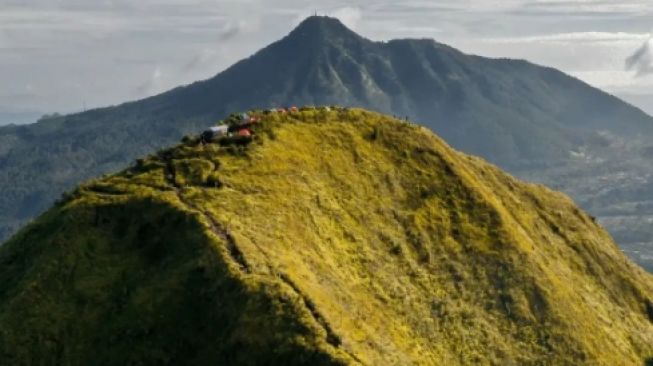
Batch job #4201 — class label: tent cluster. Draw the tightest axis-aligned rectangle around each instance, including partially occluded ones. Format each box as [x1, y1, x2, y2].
[267, 106, 301, 114]
[200, 112, 260, 143]
[200, 105, 343, 144]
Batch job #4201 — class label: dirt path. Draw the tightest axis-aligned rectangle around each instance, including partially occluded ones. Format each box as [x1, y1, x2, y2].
[161, 152, 360, 363]
[162, 156, 250, 273]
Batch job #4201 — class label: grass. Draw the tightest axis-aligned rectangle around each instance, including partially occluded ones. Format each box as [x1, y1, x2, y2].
[1, 107, 653, 365]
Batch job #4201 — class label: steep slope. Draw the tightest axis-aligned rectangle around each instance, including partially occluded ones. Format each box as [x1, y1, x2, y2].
[3, 17, 653, 268]
[2, 108, 653, 365]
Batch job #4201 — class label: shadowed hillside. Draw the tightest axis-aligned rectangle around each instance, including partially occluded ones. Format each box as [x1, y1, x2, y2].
[1, 108, 653, 365]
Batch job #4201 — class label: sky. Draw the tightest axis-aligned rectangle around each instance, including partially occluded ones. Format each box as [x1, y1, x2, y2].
[1, 0, 653, 124]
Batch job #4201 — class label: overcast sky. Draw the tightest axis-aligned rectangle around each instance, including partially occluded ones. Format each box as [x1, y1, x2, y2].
[2, 0, 653, 124]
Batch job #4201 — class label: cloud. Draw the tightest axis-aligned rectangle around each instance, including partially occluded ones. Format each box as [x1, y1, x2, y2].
[180, 20, 258, 73]
[134, 66, 163, 95]
[182, 54, 206, 72]
[182, 49, 217, 72]
[331, 7, 362, 30]
[626, 38, 653, 77]
[488, 32, 649, 45]
[217, 21, 250, 41]
[483, 32, 649, 49]
[515, 0, 653, 16]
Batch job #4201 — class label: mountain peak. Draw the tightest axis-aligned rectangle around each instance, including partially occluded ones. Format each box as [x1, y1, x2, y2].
[294, 15, 349, 31]
[287, 15, 364, 44]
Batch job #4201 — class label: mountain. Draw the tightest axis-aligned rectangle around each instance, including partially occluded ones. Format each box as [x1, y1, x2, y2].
[3, 16, 653, 271]
[2, 108, 653, 365]
[0, 110, 43, 126]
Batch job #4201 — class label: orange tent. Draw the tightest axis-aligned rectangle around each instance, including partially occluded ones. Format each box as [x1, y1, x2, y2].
[238, 128, 252, 137]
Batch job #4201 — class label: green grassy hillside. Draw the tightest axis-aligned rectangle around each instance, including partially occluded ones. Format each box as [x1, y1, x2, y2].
[1, 108, 653, 365]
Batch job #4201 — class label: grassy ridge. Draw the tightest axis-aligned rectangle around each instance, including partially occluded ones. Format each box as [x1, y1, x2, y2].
[1, 108, 653, 365]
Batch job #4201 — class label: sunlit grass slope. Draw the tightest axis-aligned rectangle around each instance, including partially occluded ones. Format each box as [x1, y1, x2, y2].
[1, 108, 653, 365]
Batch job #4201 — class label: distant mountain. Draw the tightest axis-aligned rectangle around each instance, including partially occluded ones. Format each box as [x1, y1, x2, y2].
[2, 108, 653, 365]
[0, 110, 43, 126]
[2, 16, 653, 270]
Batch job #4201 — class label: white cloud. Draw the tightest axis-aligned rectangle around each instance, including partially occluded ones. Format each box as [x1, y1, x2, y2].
[529, 0, 653, 13]
[626, 38, 653, 76]
[134, 66, 163, 95]
[487, 32, 649, 45]
[182, 49, 217, 72]
[331, 7, 363, 30]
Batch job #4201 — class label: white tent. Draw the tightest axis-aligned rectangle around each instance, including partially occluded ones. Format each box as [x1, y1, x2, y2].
[209, 125, 229, 136]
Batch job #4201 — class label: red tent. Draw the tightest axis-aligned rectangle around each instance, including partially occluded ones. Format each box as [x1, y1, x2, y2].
[238, 128, 252, 137]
